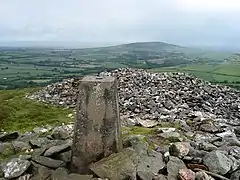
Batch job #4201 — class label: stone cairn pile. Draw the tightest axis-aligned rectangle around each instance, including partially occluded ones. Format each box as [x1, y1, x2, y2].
[28, 78, 80, 107]
[30, 68, 240, 125]
[0, 68, 240, 180]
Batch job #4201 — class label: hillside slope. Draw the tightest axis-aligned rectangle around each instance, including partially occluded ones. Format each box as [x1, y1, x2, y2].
[0, 88, 73, 132]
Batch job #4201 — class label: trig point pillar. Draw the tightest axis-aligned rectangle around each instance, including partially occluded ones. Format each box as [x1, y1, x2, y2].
[71, 76, 123, 173]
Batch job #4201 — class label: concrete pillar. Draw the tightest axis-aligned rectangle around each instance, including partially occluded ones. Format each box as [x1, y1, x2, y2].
[71, 76, 122, 174]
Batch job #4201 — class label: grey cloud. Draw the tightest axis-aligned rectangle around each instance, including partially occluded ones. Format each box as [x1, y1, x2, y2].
[0, 0, 240, 47]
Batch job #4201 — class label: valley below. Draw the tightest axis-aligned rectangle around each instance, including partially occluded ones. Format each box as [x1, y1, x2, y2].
[1, 42, 240, 90]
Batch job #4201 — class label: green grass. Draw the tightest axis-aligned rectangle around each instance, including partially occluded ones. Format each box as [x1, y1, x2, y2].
[214, 63, 240, 76]
[0, 88, 73, 132]
[122, 126, 156, 136]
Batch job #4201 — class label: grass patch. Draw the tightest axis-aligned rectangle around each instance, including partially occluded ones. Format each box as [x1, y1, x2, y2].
[0, 88, 73, 132]
[122, 126, 156, 136]
[122, 122, 182, 136]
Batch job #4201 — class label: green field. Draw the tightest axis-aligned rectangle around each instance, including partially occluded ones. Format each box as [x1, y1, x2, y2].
[150, 63, 240, 88]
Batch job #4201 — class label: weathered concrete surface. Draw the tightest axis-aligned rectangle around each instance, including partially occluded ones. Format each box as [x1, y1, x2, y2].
[71, 76, 123, 173]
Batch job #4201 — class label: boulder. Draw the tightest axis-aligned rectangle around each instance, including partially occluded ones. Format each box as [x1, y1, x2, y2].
[169, 142, 190, 158]
[123, 135, 149, 155]
[0, 132, 19, 142]
[90, 148, 139, 180]
[203, 150, 233, 175]
[51, 127, 70, 140]
[188, 148, 207, 158]
[137, 150, 165, 180]
[167, 156, 187, 180]
[178, 169, 195, 180]
[1, 158, 31, 179]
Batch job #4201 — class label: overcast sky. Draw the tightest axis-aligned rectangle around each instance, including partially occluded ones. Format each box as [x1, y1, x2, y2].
[0, 0, 240, 47]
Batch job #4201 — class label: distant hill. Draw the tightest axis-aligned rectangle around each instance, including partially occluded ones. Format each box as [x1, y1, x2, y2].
[74, 41, 235, 66]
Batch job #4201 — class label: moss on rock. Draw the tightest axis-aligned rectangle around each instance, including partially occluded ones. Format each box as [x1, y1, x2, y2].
[0, 143, 15, 161]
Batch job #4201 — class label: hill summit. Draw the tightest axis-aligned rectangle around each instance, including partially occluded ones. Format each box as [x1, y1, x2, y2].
[1, 68, 240, 180]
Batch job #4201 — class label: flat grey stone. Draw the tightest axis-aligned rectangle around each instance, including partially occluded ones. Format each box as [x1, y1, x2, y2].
[90, 148, 138, 180]
[32, 156, 66, 169]
[203, 150, 233, 175]
[44, 141, 71, 157]
[198, 142, 218, 152]
[137, 150, 165, 180]
[1, 158, 31, 179]
[29, 138, 49, 148]
[0, 132, 19, 142]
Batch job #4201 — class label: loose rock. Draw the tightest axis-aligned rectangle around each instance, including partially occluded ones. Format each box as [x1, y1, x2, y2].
[0, 132, 19, 142]
[12, 141, 31, 152]
[90, 148, 139, 180]
[167, 156, 187, 180]
[203, 150, 233, 175]
[43, 141, 71, 157]
[32, 156, 66, 169]
[169, 142, 190, 158]
[1, 158, 31, 179]
[178, 169, 195, 180]
[195, 171, 214, 180]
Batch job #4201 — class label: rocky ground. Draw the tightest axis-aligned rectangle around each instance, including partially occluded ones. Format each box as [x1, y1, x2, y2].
[0, 121, 240, 180]
[1, 68, 240, 180]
